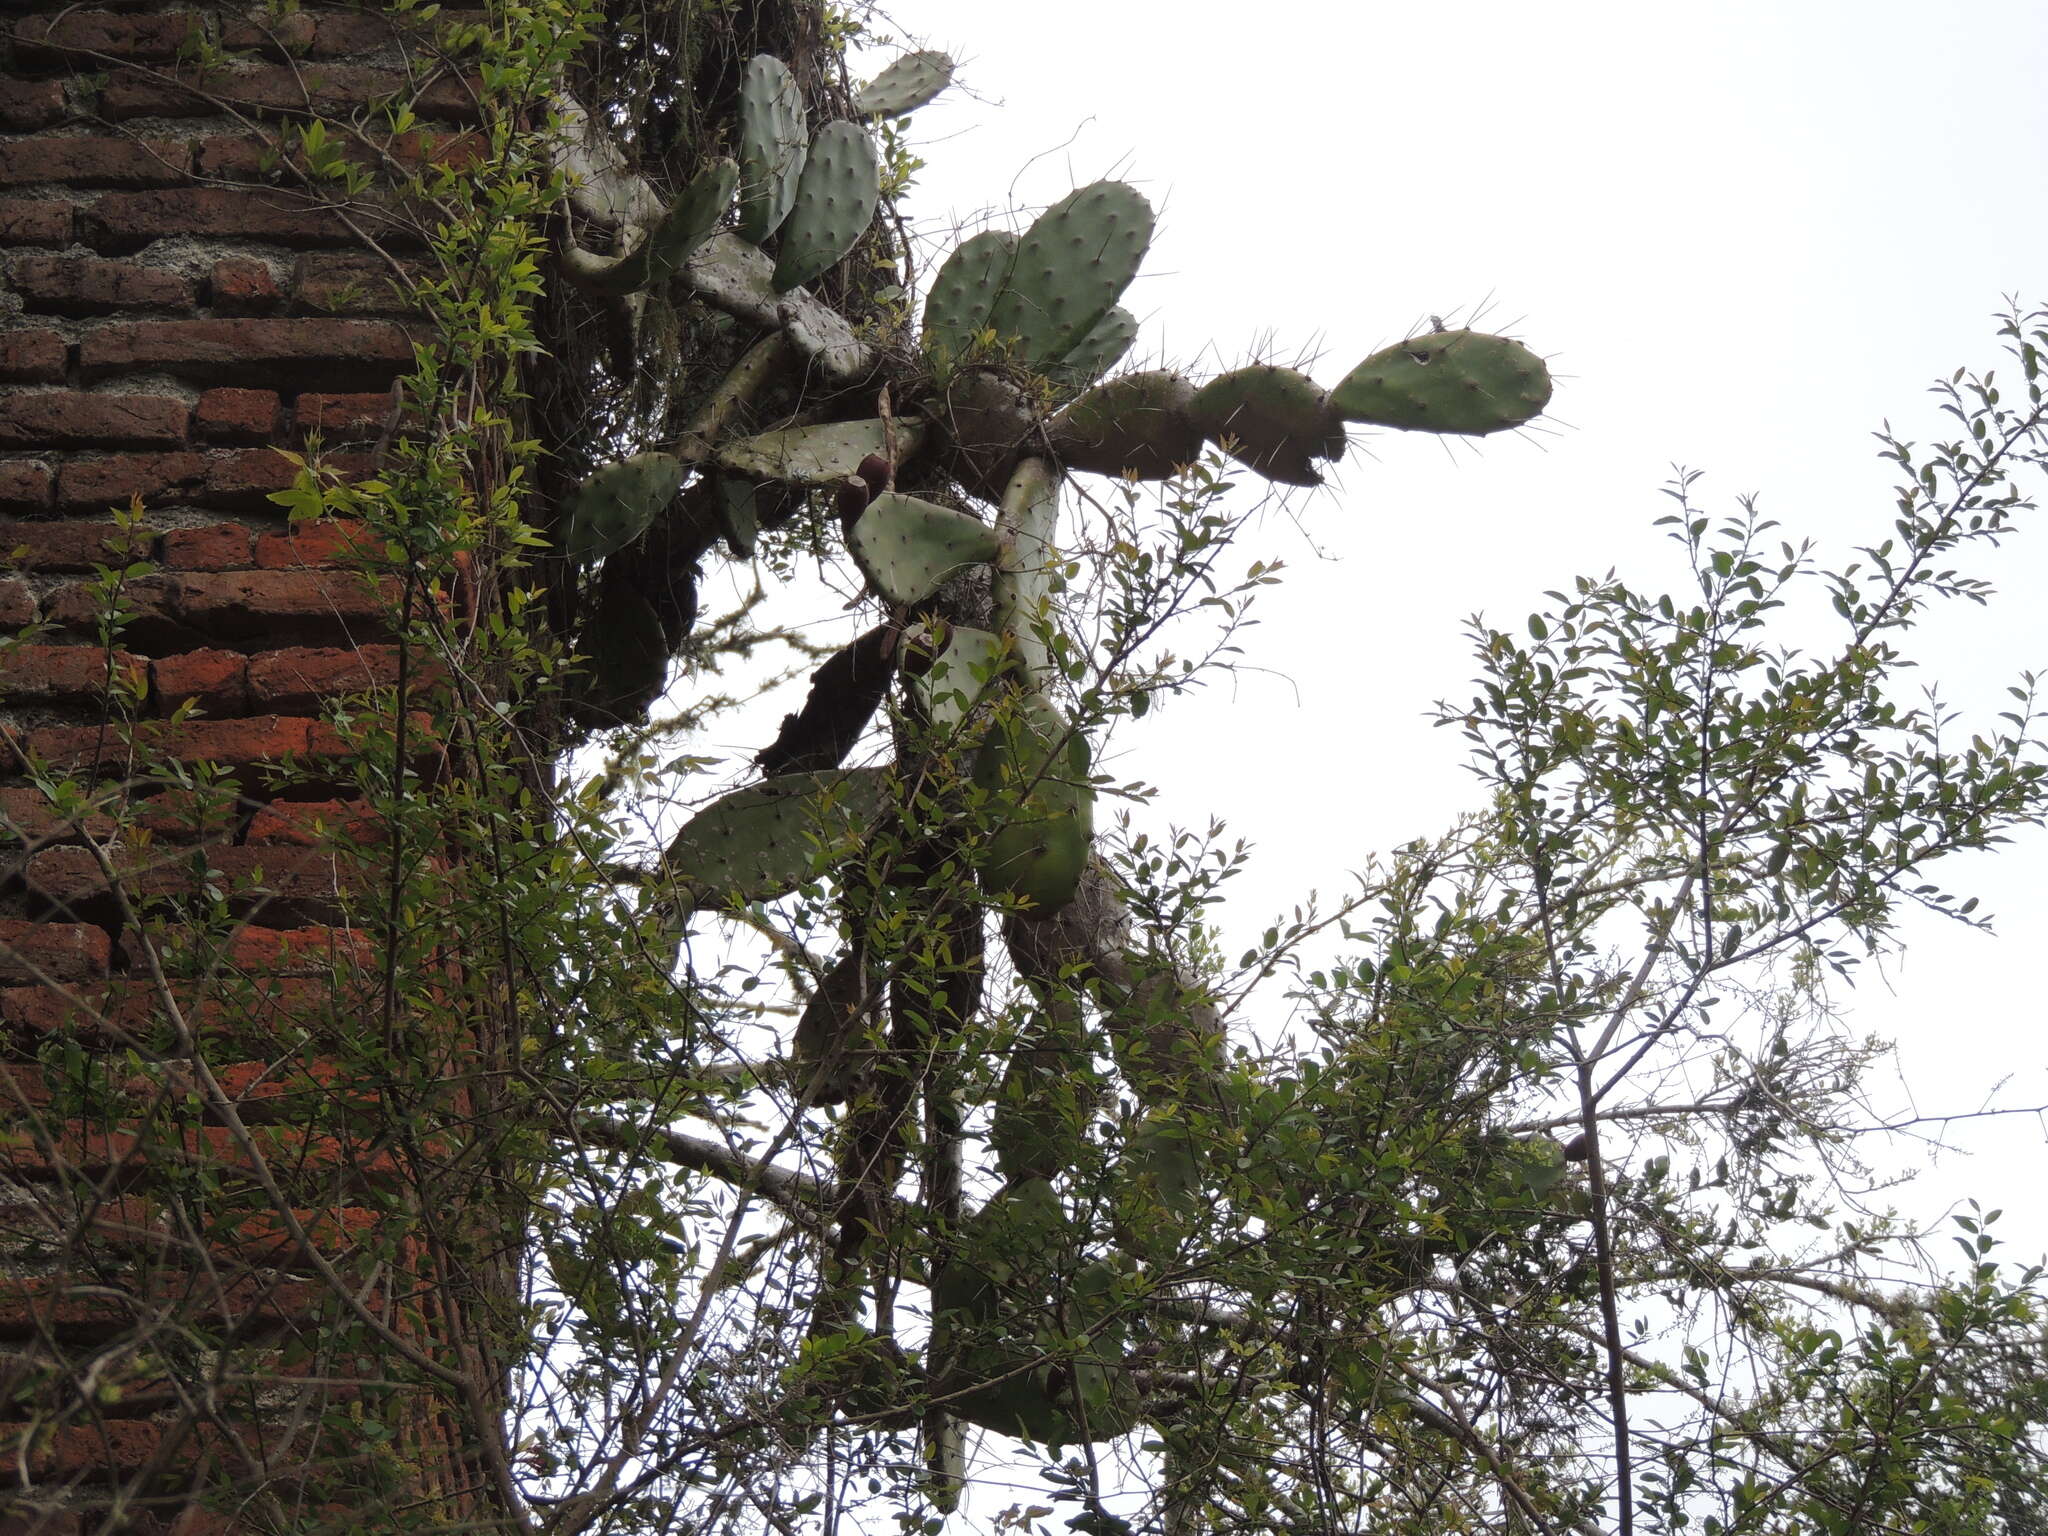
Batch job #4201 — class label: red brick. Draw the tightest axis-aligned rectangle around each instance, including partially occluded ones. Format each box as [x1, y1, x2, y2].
[206, 254, 279, 314]
[294, 390, 397, 441]
[247, 644, 402, 711]
[0, 786, 116, 846]
[0, 462, 51, 514]
[96, 63, 480, 122]
[0, 579, 36, 627]
[291, 252, 420, 316]
[0, 136, 189, 189]
[218, 10, 320, 56]
[21, 716, 312, 778]
[10, 12, 198, 67]
[175, 568, 396, 643]
[24, 842, 354, 922]
[204, 446, 378, 511]
[76, 318, 413, 386]
[0, 200, 71, 247]
[40, 573, 183, 647]
[54, 451, 205, 510]
[80, 187, 354, 252]
[0, 919, 110, 982]
[0, 519, 143, 570]
[120, 921, 369, 977]
[8, 253, 195, 314]
[253, 519, 380, 567]
[0, 329, 66, 382]
[246, 798, 380, 846]
[0, 643, 145, 702]
[150, 647, 248, 716]
[0, 79, 64, 132]
[131, 783, 242, 840]
[0, 976, 335, 1046]
[188, 133, 274, 182]
[0, 390, 187, 448]
[159, 523, 251, 570]
[193, 387, 277, 443]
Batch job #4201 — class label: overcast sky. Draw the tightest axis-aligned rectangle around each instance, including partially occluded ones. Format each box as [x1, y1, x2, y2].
[796, 2, 2048, 1245]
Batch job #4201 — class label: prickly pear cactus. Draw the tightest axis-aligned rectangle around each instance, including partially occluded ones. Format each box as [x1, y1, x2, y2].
[1050, 369, 1201, 480]
[1332, 328, 1553, 436]
[1045, 304, 1138, 397]
[973, 696, 1093, 913]
[719, 419, 922, 487]
[920, 229, 1018, 380]
[564, 452, 686, 566]
[571, 585, 669, 727]
[849, 493, 1004, 606]
[909, 624, 1007, 734]
[661, 768, 893, 909]
[772, 120, 881, 293]
[1187, 364, 1347, 486]
[562, 158, 737, 297]
[855, 49, 955, 118]
[736, 55, 807, 244]
[986, 181, 1154, 371]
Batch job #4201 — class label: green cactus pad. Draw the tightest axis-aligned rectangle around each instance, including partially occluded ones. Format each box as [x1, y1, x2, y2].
[1187, 364, 1346, 486]
[772, 121, 881, 294]
[661, 767, 892, 909]
[571, 586, 668, 727]
[1050, 369, 1201, 480]
[910, 624, 1007, 734]
[1330, 329, 1553, 436]
[938, 368, 1039, 496]
[566, 156, 740, 298]
[737, 54, 807, 244]
[988, 181, 1153, 371]
[921, 230, 1017, 380]
[990, 1008, 1090, 1182]
[1045, 304, 1138, 397]
[564, 452, 687, 566]
[854, 49, 955, 118]
[715, 477, 760, 558]
[849, 492, 1003, 606]
[717, 418, 923, 487]
[992, 458, 1061, 686]
[974, 695, 1094, 913]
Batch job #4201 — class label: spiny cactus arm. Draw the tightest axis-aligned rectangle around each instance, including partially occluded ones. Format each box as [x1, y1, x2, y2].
[755, 624, 900, 777]
[674, 332, 790, 463]
[684, 234, 878, 384]
[992, 456, 1061, 687]
[550, 92, 666, 229]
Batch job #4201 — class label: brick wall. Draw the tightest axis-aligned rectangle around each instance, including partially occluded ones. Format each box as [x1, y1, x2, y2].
[0, 3, 503, 1530]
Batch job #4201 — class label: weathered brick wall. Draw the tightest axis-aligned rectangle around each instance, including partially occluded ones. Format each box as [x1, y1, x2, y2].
[0, 3, 502, 1529]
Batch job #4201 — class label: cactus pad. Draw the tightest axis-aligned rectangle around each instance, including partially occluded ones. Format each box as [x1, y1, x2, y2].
[1050, 369, 1201, 480]
[974, 696, 1093, 913]
[718, 418, 923, 487]
[773, 120, 881, 294]
[1187, 364, 1346, 486]
[854, 50, 955, 118]
[571, 586, 668, 728]
[1331, 329, 1553, 436]
[848, 492, 1003, 606]
[715, 477, 760, 558]
[1045, 304, 1138, 397]
[909, 624, 1007, 734]
[921, 230, 1017, 380]
[992, 457, 1061, 686]
[987, 181, 1153, 371]
[938, 368, 1040, 495]
[661, 767, 892, 909]
[737, 55, 807, 244]
[563, 452, 686, 566]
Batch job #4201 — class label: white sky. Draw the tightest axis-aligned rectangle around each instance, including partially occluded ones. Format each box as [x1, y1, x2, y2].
[828, 0, 2048, 1250]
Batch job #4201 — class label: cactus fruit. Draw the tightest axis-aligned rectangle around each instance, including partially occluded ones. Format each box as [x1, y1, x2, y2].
[909, 624, 1006, 734]
[992, 457, 1061, 686]
[848, 492, 1003, 606]
[1050, 369, 1201, 480]
[571, 586, 668, 727]
[987, 181, 1154, 371]
[564, 452, 687, 566]
[854, 49, 955, 118]
[737, 55, 807, 244]
[1045, 304, 1138, 397]
[1187, 364, 1347, 486]
[921, 230, 1018, 380]
[1331, 329, 1553, 436]
[718, 418, 923, 487]
[661, 767, 892, 909]
[772, 121, 882, 294]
